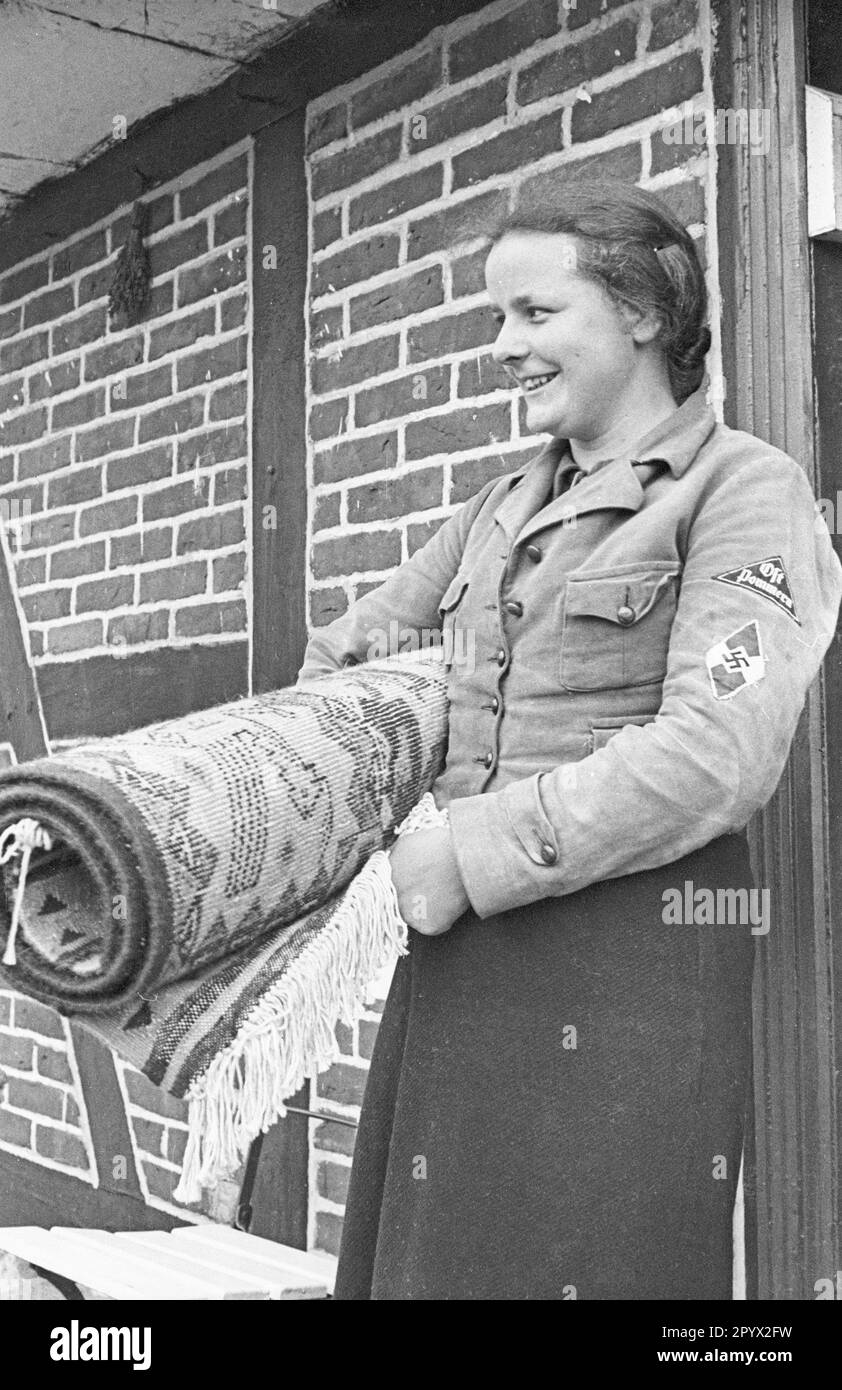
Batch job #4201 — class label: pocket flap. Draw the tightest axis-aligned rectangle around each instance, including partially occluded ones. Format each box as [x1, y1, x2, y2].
[565, 568, 678, 624]
[438, 574, 469, 617]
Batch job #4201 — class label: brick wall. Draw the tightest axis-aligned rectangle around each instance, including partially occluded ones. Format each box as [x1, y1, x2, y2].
[304, 0, 719, 1255]
[0, 140, 251, 1222]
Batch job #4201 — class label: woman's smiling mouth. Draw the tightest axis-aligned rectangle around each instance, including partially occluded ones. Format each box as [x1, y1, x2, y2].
[520, 371, 560, 393]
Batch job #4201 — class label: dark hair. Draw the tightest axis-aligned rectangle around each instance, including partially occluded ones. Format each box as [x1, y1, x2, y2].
[489, 179, 711, 405]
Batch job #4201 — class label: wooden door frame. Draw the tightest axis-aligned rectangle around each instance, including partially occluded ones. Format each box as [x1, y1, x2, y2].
[712, 0, 839, 1299]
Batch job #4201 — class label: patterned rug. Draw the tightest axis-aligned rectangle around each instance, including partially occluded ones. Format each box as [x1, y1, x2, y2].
[0, 651, 449, 1199]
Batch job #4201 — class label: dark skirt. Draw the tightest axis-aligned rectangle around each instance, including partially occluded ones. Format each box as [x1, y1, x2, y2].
[334, 832, 756, 1301]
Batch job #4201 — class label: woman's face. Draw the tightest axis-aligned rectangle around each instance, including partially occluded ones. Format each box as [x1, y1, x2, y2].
[485, 230, 650, 442]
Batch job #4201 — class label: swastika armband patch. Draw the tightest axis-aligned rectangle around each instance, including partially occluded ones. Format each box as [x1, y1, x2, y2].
[706, 621, 766, 700]
[711, 555, 800, 625]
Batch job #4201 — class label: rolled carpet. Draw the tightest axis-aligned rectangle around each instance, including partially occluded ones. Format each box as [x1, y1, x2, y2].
[0, 650, 449, 1199]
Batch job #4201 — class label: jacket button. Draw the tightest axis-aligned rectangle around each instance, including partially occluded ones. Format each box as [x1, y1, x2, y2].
[496, 648, 507, 666]
[474, 751, 494, 769]
[540, 843, 558, 865]
[505, 599, 523, 617]
[481, 696, 501, 713]
[616, 605, 636, 626]
[526, 544, 543, 563]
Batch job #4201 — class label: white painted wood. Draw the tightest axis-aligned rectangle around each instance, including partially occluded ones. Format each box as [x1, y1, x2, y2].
[57, 1230, 271, 1300]
[806, 85, 842, 241]
[174, 1223, 337, 1290]
[0, 1226, 187, 1300]
[124, 1231, 328, 1299]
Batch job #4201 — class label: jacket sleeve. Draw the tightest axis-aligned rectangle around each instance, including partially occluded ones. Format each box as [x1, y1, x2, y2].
[447, 451, 842, 917]
[296, 477, 499, 683]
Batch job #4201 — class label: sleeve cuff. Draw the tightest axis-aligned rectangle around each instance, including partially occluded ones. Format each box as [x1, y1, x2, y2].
[447, 773, 563, 919]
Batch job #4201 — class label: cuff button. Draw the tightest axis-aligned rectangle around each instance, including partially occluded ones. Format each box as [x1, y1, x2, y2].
[539, 843, 558, 865]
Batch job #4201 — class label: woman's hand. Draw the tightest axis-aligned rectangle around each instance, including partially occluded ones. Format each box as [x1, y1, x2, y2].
[388, 827, 471, 936]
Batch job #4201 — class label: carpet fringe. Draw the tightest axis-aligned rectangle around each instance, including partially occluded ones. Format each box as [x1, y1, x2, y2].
[173, 793, 448, 1204]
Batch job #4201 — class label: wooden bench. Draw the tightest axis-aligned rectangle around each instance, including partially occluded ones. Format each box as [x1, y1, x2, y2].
[0, 1223, 336, 1300]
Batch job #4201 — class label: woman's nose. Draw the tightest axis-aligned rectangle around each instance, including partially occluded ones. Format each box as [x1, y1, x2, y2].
[491, 321, 528, 365]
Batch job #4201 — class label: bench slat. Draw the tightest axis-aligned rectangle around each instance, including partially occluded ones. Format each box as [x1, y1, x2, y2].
[57, 1230, 271, 1300]
[174, 1225, 337, 1289]
[0, 1227, 182, 1300]
[123, 1232, 327, 1299]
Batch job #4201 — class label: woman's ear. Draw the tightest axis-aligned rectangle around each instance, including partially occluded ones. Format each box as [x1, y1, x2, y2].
[615, 301, 663, 346]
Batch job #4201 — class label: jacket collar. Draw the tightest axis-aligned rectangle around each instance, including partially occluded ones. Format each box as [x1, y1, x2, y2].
[492, 388, 717, 543]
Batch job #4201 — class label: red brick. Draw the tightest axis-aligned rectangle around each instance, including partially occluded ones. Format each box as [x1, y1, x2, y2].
[408, 517, 445, 554]
[7, 1076, 64, 1119]
[349, 163, 444, 235]
[106, 442, 173, 492]
[214, 199, 247, 247]
[0, 304, 21, 339]
[109, 527, 172, 568]
[310, 586, 348, 627]
[220, 292, 247, 332]
[177, 245, 246, 308]
[50, 541, 106, 581]
[52, 306, 108, 354]
[23, 283, 74, 329]
[448, 0, 558, 82]
[311, 233, 400, 297]
[0, 374, 25, 412]
[347, 467, 443, 523]
[309, 398, 348, 443]
[311, 124, 403, 201]
[406, 402, 511, 458]
[457, 354, 508, 398]
[310, 304, 344, 349]
[177, 508, 244, 555]
[351, 45, 443, 128]
[77, 263, 113, 307]
[78, 495, 138, 537]
[109, 363, 172, 411]
[176, 423, 247, 472]
[452, 111, 563, 193]
[15, 552, 47, 586]
[407, 305, 495, 363]
[312, 530, 401, 581]
[148, 306, 215, 360]
[650, 125, 702, 176]
[139, 560, 206, 603]
[83, 333, 144, 382]
[0, 996, 10, 1026]
[137, 394, 204, 445]
[29, 631, 44, 656]
[407, 188, 507, 261]
[0, 1033, 35, 1069]
[147, 281, 175, 318]
[47, 463, 103, 509]
[142, 477, 211, 522]
[516, 142, 642, 209]
[52, 229, 108, 281]
[0, 406, 47, 448]
[166, 1128, 188, 1167]
[317, 1160, 351, 1205]
[517, 18, 638, 107]
[28, 359, 81, 402]
[22, 589, 71, 623]
[212, 464, 246, 506]
[111, 193, 174, 248]
[313, 1117, 358, 1158]
[46, 618, 103, 654]
[25, 510, 75, 549]
[350, 265, 444, 333]
[52, 387, 106, 430]
[655, 178, 705, 228]
[174, 598, 245, 637]
[0, 331, 48, 373]
[133, 1115, 167, 1158]
[450, 448, 534, 504]
[314, 1211, 344, 1257]
[76, 574, 135, 613]
[357, 1020, 380, 1060]
[36, 1047, 73, 1084]
[313, 431, 397, 486]
[107, 610, 169, 647]
[124, 1066, 188, 1121]
[0, 1107, 31, 1148]
[313, 206, 343, 253]
[571, 52, 704, 144]
[311, 334, 400, 395]
[650, 0, 698, 49]
[142, 1159, 199, 1207]
[0, 259, 48, 305]
[567, 0, 630, 29]
[313, 492, 340, 531]
[414, 75, 508, 149]
[209, 380, 247, 421]
[176, 336, 246, 391]
[307, 101, 348, 154]
[12, 999, 65, 1037]
[149, 221, 209, 277]
[35, 1126, 89, 1170]
[180, 156, 248, 218]
[0, 455, 14, 486]
[212, 551, 245, 593]
[64, 1094, 80, 1127]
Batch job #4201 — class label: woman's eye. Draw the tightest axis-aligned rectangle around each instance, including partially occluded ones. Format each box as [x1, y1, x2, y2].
[526, 306, 551, 321]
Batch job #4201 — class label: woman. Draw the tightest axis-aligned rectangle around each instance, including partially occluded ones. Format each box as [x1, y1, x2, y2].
[298, 180, 842, 1300]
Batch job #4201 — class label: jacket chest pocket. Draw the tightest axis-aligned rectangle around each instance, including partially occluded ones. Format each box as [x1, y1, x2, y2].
[438, 573, 470, 664]
[559, 564, 680, 691]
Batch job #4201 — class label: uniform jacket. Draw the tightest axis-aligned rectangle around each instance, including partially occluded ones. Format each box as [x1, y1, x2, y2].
[298, 388, 842, 918]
